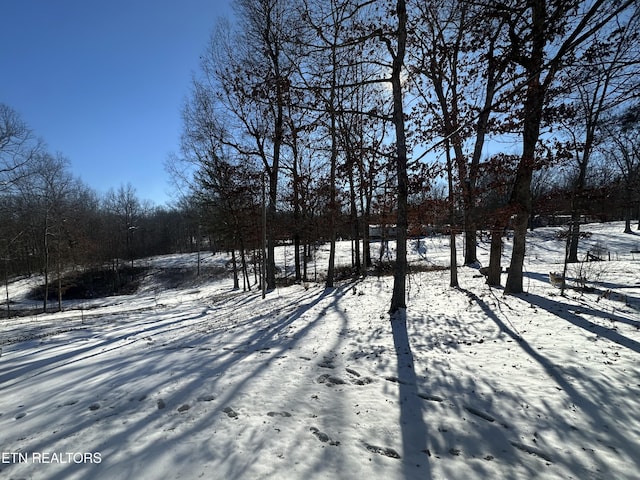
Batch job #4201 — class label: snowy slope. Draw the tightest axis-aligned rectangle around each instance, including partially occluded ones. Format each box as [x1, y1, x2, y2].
[0, 222, 639, 479]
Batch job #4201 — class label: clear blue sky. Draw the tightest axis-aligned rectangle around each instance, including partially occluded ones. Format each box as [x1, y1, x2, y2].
[1, 0, 232, 206]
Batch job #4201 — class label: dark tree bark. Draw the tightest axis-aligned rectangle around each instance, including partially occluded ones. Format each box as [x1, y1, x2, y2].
[388, 0, 409, 313]
[503, 0, 634, 293]
[487, 226, 503, 286]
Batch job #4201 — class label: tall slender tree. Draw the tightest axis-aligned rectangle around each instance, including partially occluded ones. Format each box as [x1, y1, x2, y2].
[382, 0, 409, 313]
[198, 0, 297, 291]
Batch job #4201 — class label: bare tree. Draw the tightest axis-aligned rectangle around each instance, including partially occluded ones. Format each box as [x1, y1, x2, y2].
[378, 0, 410, 313]
[194, 0, 299, 291]
[601, 104, 640, 232]
[0, 104, 42, 194]
[14, 153, 75, 311]
[498, 0, 637, 294]
[104, 183, 142, 269]
[297, 0, 375, 287]
[410, 0, 513, 270]
[560, 8, 640, 260]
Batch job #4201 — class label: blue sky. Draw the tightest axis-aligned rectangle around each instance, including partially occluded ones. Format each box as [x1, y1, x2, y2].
[1, 0, 233, 206]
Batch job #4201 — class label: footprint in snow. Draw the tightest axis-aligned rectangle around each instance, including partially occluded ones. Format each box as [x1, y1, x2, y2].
[464, 405, 495, 423]
[157, 399, 166, 410]
[15, 412, 27, 420]
[310, 427, 340, 446]
[511, 441, 553, 463]
[318, 359, 335, 369]
[345, 368, 374, 385]
[384, 376, 413, 385]
[353, 377, 374, 385]
[418, 393, 444, 402]
[88, 403, 100, 411]
[267, 411, 292, 417]
[197, 394, 216, 402]
[223, 407, 238, 418]
[364, 442, 401, 459]
[177, 404, 191, 413]
[317, 374, 347, 387]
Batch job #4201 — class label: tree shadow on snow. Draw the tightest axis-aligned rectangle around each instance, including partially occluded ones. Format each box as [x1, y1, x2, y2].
[461, 288, 640, 475]
[524, 292, 640, 352]
[390, 310, 433, 479]
[0, 283, 364, 480]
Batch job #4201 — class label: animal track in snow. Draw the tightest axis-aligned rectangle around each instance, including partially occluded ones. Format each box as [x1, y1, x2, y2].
[344, 368, 374, 385]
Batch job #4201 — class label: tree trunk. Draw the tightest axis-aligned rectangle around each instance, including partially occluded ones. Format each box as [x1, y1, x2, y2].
[43, 225, 49, 313]
[266, 173, 278, 290]
[292, 195, 302, 281]
[240, 238, 250, 292]
[487, 227, 503, 286]
[349, 166, 361, 272]
[231, 248, 239, 290]
[302, 241, 308, 282]
[567, 213, 581, 263]
[389, 0, 409, 314]
[463, 220, 477, 266]
[57, 244, 62, 312]
[294, 234, 301, 282]
[504, 0, 547, 294]
[449, 230, 458, 287]
[505, 212, 528, 293]
[624, 206, 632, 233]
[446, 141, 458, 287]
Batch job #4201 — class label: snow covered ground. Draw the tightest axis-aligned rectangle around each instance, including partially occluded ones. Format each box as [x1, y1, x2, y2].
[1, 222, 639, 479]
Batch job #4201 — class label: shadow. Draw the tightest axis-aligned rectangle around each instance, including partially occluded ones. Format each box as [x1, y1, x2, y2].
[0, 282, 363, 480]
[460, 287, 640, 474]
[0, 311, 212, 387]
[523, 271, 552, 284]
[3, 272, 639, 479]
[523, 271, 640, 314]
[524, 293, 640, 352]
[390, 310, 433, 479]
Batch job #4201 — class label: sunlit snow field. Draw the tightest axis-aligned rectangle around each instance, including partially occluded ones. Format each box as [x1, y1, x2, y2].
[1, 222, 639, 479]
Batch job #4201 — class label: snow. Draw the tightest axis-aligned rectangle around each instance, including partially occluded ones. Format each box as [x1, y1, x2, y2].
[1, 221, 639, 479]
